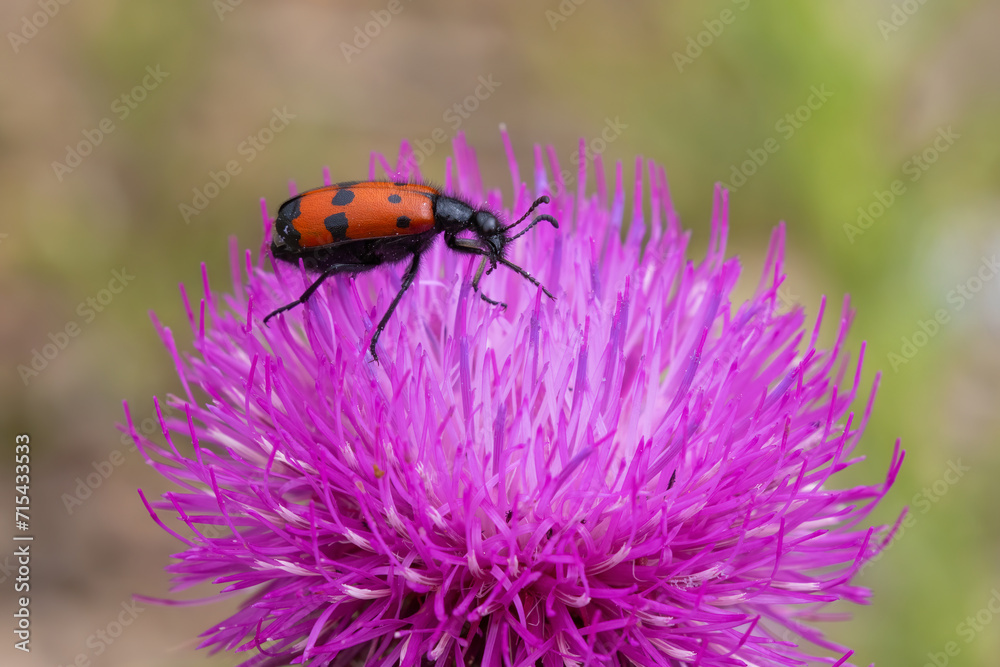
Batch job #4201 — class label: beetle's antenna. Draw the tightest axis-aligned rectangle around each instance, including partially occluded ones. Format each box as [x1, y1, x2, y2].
[501, 196, 552, 232]
[498, 257, 555, 300]
[509, 214, 559, 242]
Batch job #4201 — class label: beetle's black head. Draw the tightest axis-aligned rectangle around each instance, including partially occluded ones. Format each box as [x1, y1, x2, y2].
[472, 210, 505, 258]
[271, 197, 303, 261]
[435, 196, 507, 262]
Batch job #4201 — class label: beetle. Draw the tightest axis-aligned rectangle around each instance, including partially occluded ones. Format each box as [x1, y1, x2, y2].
[263, 180, 558, 361]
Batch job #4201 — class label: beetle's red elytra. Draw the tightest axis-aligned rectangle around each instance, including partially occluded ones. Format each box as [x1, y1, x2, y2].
[282, 181, 437, 247]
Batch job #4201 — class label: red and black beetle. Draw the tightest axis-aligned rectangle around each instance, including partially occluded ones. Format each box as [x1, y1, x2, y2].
[264, 180, 558, 361]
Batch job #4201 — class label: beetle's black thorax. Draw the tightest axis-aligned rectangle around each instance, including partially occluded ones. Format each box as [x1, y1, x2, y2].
[432, 196, 475, 233]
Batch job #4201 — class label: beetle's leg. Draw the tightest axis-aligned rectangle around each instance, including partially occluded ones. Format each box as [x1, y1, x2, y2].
[447, 237, 505, 307]
[447, 237, 555, 301]
[445, 234, 497, 271]
[369, 251, 422, 363]
[264, 266, 335, 324]
[472, 257, 506, 308]
[264, 261, 377, 324]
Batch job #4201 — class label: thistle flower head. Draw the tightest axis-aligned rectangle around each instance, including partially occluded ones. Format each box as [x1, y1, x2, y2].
[130, 131, 903, 666]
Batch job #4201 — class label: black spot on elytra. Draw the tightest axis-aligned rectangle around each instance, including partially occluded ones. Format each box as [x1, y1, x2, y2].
[388, 194, 402, 204]
[331, 189, 355, 206]
[393, 180, 408, 187]
[325, 212, 349, 241]
[336, 180, 362, 187]
[396, 216, 411, 229]
[278, 197, 302, 220]
[274, 199, 302, 248]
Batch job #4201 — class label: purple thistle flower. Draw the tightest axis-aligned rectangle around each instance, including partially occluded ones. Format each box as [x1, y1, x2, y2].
[129, 130, 904, 667]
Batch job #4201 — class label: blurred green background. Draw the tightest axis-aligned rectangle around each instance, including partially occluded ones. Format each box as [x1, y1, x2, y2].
[2, 1, 999, 665]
